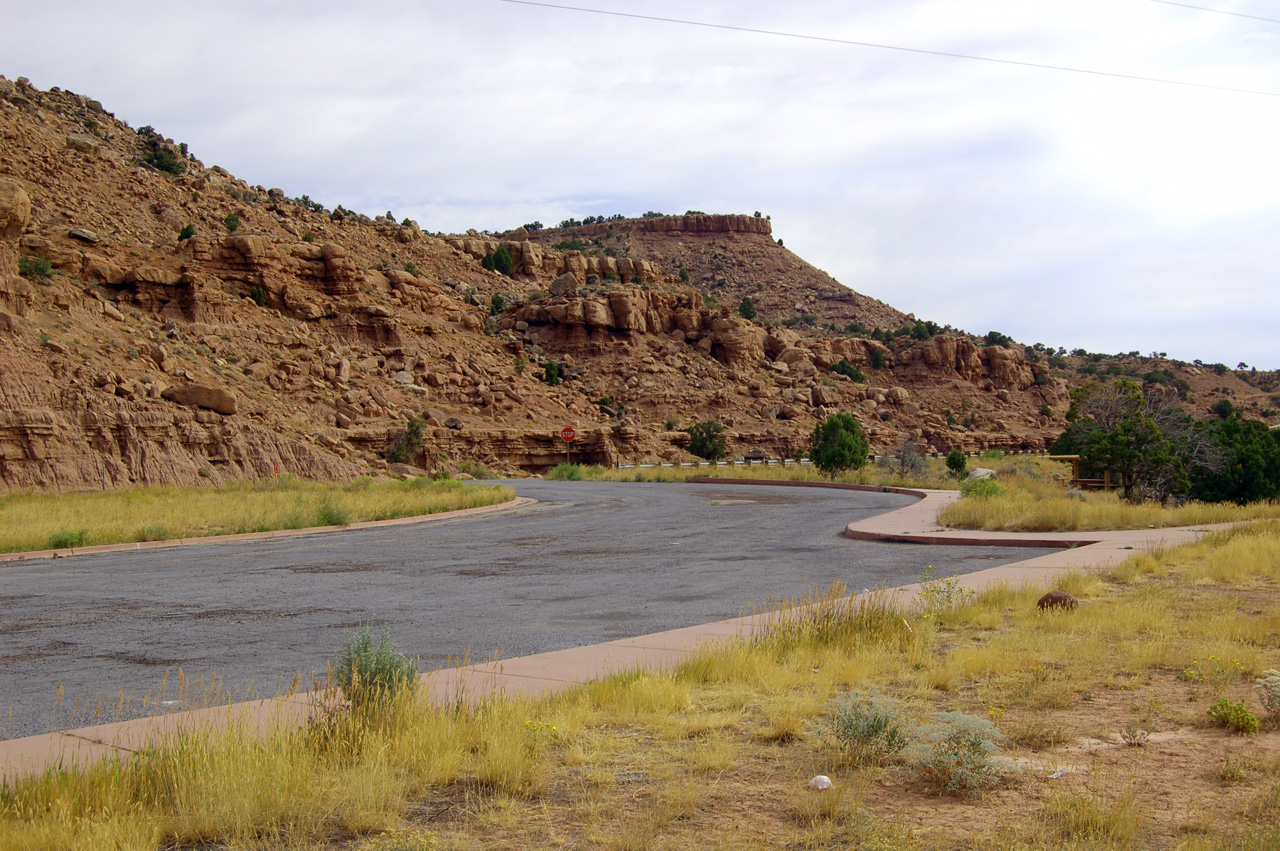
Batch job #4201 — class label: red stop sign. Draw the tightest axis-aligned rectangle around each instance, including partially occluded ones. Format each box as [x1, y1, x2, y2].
[560, 427, 577, 443]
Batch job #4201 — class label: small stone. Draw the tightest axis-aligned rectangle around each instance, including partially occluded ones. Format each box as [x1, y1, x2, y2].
[68, 227, 100, 244]
[808, 775, 832, 791]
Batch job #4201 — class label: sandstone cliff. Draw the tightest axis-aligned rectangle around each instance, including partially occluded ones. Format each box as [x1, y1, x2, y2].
[0, 73, 1260, 491]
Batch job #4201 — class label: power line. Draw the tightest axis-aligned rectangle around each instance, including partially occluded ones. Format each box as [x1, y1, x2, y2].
[1149, 0, 1280, 26]
[495, 0, 1280, 98]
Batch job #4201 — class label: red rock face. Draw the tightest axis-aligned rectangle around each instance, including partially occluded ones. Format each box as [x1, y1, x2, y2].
[0, 75, 1249, 489]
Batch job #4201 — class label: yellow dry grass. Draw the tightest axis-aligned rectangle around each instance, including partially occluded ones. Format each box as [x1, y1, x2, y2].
[4, 522, 1280, 849]
[564, 459, 957, 490]
[0, 476, 513, 554]
[938, 463, 1280, 531]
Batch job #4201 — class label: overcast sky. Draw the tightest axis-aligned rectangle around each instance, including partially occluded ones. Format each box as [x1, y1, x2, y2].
[7, 0, 1279, 367]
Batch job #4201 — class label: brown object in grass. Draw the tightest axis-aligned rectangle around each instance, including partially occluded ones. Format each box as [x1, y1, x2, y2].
[1037, 590, 1078, 611]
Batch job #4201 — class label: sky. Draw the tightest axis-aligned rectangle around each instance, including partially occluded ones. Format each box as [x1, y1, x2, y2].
[6, 0, 1280, 367]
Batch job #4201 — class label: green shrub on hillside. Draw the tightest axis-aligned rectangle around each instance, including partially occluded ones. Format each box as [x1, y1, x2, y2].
[686, 420, 727, 461]
[829, 360, 866, 382]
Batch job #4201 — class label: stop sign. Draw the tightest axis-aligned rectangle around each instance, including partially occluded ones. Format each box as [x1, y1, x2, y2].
[560, 427, 576, 443]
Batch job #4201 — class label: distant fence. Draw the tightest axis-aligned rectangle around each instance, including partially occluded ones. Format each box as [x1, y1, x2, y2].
[616, 449, 1050, 470]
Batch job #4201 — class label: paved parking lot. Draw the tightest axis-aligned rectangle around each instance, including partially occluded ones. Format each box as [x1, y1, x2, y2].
[0, 480, 1032, 738]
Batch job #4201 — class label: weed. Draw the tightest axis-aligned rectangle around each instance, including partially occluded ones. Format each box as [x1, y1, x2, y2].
[1041, 788, 1145, 848]
[1256, 669, 1280, 719]
[829, 359, 866, 382]
[384, 417, 426, 464]
[908, 712, 1007, 796]
[334, 626, 418, 714]
[47, 528, 89, 549]
[133, 525, 171, 542]
[18, 255, 52, 280]
[456, 461, 492, 480]
[142, 148, 184, 175]
[1120, 723, 1150, 747]
[178, 223, 195, 241]
[1180, 654, 1245, 688]
[358, 830, 436, 850]
[1010, 719, 1066, 751]
[315, 497, 351, 527]
[1216, 753, 1254, 784]
[916, 565, 976, 614]
[223, 212, 240, 233]
[543, 362, 562, 385]
[249, 286, 268, 306]
[1208, 698, 1260, 734]
[959, 477, 1006, 498]
[827, 694, 907, 766]
[548, 463, 583, 481]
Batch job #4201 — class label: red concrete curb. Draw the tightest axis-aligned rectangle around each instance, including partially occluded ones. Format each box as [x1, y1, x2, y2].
[0, 496, 535, 564]
[842, 529, 1100, 548]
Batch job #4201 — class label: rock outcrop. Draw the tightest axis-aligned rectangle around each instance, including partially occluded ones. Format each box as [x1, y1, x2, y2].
[0, 73, 1244, 491]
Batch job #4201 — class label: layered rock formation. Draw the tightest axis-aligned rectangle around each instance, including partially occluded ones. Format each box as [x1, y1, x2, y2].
[0, 73, 1255, 491]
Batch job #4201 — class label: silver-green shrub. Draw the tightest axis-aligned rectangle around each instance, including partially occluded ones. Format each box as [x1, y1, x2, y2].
[336, 627, 418, 713]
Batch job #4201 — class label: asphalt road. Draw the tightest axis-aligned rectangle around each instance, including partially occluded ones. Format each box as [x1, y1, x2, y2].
[0, 481, 1036, 739]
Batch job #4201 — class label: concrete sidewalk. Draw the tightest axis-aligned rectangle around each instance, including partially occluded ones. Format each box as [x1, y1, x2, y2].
[0, 482, 1225, 782]
[842, 487, 1222, 581]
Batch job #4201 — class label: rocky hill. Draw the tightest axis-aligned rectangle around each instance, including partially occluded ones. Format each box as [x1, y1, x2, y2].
[525, 215, 912, 332]
[0, 74, 1272, 491]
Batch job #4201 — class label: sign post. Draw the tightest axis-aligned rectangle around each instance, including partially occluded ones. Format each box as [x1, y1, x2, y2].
[560, 426, 576, 466]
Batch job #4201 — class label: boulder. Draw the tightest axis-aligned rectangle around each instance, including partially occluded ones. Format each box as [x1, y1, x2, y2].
[775, 346, 808, 367]
[885, 386, 910, 404]
[161, 384, 238, 415]
[549, 272, 579, 297]
[708, 317, 766, 369]
[0, 178, 30, 240]
[65, 133, 99, 153]
[812, 385, 840, 407]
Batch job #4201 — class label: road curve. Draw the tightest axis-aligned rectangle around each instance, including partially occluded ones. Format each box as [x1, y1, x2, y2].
[0, 480, 1037, 739]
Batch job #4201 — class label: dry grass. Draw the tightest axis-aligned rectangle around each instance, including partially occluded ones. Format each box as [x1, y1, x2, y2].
[938, 463, 1280, 531]
[0, 475, 513, 554]
[565, 458, 957, 490]
[4, 522, 1280, 849]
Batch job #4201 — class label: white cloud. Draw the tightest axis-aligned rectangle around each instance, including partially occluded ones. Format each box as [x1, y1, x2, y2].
[8, 0, 1280, 365]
